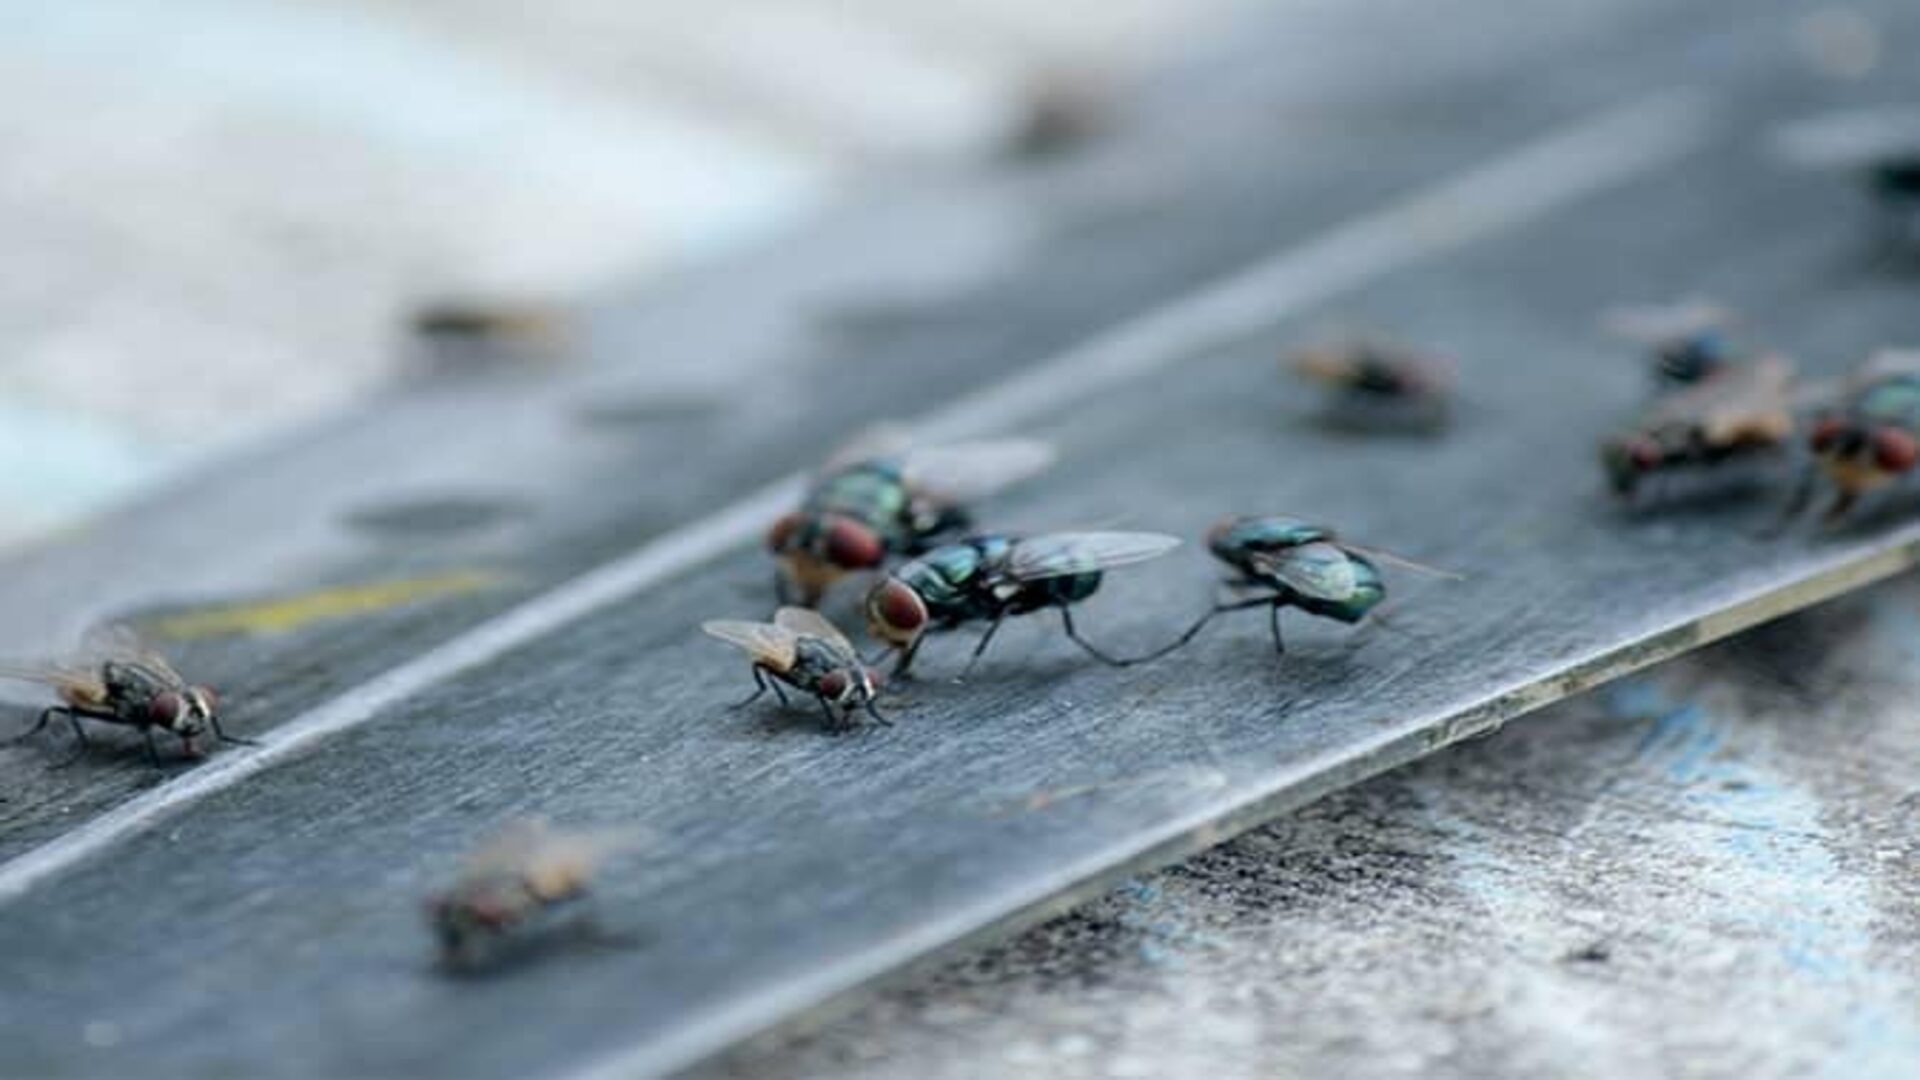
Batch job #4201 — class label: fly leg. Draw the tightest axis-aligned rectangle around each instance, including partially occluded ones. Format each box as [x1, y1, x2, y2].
[733, 666, 790, 710]
[1765, 465, 1819, 536]
[815, 696, 852, 735]
[1269, 601, 1287, 655]
[210, 715, 259, 746]
[33, 707, 94, 769]
[889, 637, 924, 681]
[1130, 596, 1242, 664]
[1822, 488, 1859, 526]
[143, 728, 165, 767]
[958, 608, 1011, 682]
[862, 695, 893, 728]
[12, 706, 58, 743]
[1057, 605, 1133, 668]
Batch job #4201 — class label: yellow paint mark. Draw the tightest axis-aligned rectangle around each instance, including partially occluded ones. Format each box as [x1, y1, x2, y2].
[146, 571, 508, 640]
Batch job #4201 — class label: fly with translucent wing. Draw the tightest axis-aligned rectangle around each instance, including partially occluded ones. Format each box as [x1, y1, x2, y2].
[702, 608, 887, 732]
[1598, 353, 1800, 502]
[427, 819, 643, 970]
[766, 431, 1056, 607]
[1603, 300, 1747, 388]
[863, 531, 1181, 678]
[1160, 515, 1458, 656]
[0, 624, 250, 765]
[1286, 339, 1455, 432]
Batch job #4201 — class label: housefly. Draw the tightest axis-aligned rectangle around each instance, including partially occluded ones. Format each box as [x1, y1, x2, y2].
[1287, 340, 1454, 431]
[1790, 349, 1920, 520]
[863, 530, 1181, 678]
[1163, 515, 1457, 655]
[427, 819, 639, 970]
[1600, 354, 1798, 502]
[0, 625, 249, 765]
[1604, 301, 1745, 387]
[768, 433, 1055, 607]
[703, 607, 888, 732]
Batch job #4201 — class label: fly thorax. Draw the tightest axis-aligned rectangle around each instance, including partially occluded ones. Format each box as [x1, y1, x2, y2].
[903, 546, 986, 617]
[791, 637, 852, 687]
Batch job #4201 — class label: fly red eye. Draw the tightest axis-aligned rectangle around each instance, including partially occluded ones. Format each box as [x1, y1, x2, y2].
[470, 899, 510, 927]
[1627, 437, 1662, 469]
[1872, 427, 1919, 472]
[869, 579, 927, 635]
[148, 691, 183, 726]
[766, 512, 804, 554]
[823, 517, 884, 569]
[817, 670, 850, 701]
[1809, 417, 1847, 453]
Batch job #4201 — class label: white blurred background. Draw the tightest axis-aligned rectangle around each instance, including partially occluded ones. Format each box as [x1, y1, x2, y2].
[0, 1, 1255, 549]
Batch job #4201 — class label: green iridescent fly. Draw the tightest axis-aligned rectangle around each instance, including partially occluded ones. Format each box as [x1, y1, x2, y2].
[1161, 515, 1458, 656]
[864, 530, 1181, 678]
[766, 432, 1055, 607]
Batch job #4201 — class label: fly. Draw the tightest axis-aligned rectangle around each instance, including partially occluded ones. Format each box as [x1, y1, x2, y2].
[767, 432, 1055, 607]
[863, 531, 1181, 678]
[1, 625, 250, 766]
[427, 819, 641, 970]
[1287, 340, 1454, 432]
[1604, 300, 1745, 387]
[1599, 354, 1798, 503]
[1788, 349, 1920, 521]
[1164, 515, 1458, 655]
[703, 607, 888, 732]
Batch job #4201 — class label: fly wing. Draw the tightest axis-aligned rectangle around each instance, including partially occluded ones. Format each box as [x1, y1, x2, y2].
[700, 620, 800, 669]
[772, 607, 856, 657]
[1855, 349, 1920, 382]
[1643, 354, 1794, 435]
[1602, 299, 1732, 343]
[464, 819, 649, 896]
[1334, 543, 1465, 581]
[1692, 355, 1796, 441]
[463, 819, 554, 879]
[901, 439, 1057, 503]
[0, 661, 107, 706]
[77, 622, 185, 685]
[1003, 531, 1181, 583]
[1252, 542, 1360, 601]
[819, 423, 914, 473]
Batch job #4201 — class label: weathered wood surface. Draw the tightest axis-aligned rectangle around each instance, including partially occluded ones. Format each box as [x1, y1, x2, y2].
[709, 578, 1920, 1080]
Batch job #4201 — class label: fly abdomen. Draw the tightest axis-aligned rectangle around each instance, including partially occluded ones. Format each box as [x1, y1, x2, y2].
[1287, 555, 1386, 624]
[1008, 571, 1103, 614]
